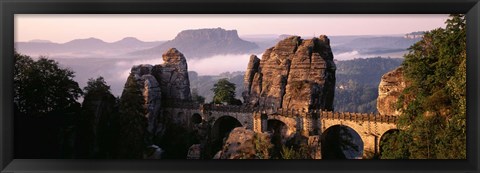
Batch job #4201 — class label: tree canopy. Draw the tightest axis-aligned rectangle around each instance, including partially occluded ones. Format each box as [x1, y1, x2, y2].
[14, 51, 83, 117]
[117, 74, 148, 158]
[211, 78, 242, 105]
[14, 52, 83, 158]
[381, 14, 466, 159]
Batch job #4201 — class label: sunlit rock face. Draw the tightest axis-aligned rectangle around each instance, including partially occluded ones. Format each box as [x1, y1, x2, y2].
[243, 36, 336, 111]
[153, 48, 192, 102]
[213, 127, 271, 159]
[377, 67, 405, 116]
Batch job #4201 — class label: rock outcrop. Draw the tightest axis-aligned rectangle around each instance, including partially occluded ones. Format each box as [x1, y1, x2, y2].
[123, 48, 192, 146]
[214, 127, 271, 159]
[243, 36, 336, 111]
[187, 144, 201, 159]
[377, 67, 405, 116]
[153, 48, 192, 102]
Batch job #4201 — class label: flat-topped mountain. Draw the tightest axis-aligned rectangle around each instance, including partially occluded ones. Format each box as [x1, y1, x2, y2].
[130, 28, 259, 59]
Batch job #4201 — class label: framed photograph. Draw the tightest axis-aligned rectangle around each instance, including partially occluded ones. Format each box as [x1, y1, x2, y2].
[1, 0, 479, 172]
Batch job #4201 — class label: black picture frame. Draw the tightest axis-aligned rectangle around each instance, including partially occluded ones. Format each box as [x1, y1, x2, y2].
[1, 0, 479, 173]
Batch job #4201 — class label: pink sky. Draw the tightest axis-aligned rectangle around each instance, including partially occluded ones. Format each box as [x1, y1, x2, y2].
[15, 14, 449, 43]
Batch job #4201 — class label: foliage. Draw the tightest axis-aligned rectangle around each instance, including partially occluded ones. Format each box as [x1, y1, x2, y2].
[117, 74, 148, 158]
[211, 78, 242, 105]
[335, 81, 378, 113]
[14, 52, 83, 117]
[379, 131, 410, 159]
[382, 14, 466, 159]
[280, 143, 312, 159]
[14, 52, 83, 158]
[76, 76, 118, 158]
[334, 57, 403, 113]
[253, 133, 273, 159]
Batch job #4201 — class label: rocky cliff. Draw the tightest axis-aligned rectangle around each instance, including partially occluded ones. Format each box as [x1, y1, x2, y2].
[243, 36, 336, 111]
[131, 28, 259, 59]
[377, 67, 405, 116]
[123, 48, 192, 147]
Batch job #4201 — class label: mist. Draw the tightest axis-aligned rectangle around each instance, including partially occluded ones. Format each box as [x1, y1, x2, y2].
[334, 50, 361, 60]
[188, 54, 258, 75]
[46, 53, 256, 98]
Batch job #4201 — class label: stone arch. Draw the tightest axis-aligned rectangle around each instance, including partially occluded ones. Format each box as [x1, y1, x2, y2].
[379, 129, 401, 157]
[210, 115, 242, 155]
[267, 119, 288, 157]
[191, 113, 202, 124]
[175, 111, 185, 125]
[267, 115, 297, 138]
[321, 125, 364, 159]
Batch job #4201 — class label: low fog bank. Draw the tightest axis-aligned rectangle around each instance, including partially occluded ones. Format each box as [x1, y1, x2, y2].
[27, 48, 399, 100]
[48, 53, 256, 98]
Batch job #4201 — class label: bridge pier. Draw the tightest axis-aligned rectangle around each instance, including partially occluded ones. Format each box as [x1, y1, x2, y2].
[361, 134, 379, 158]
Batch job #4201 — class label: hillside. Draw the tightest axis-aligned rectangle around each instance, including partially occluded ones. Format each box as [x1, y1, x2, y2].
[334, 57, 403, 113]
[15, 37, 163, 58]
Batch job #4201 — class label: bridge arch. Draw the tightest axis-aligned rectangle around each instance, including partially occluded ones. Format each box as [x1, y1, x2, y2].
[266, 119, 288, 157]
[379, 129, 401, 158]
[210, 115, 243, 155]
[266, 114, 297, 138]
[191, 113, 203, 124]
[321, 125, 364, 159]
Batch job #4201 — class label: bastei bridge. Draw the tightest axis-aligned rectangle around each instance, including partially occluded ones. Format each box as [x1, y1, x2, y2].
[162, 102, 398, 159]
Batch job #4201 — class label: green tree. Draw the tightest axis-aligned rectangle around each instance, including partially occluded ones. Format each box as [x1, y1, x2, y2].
[382, 14, 466, 159]
[117, 74, 147, 158]
[211, 78, 242, 105]
[14, 52, 83, 117]
[76, 77, 118, 158]
[14, 51, 83, 158]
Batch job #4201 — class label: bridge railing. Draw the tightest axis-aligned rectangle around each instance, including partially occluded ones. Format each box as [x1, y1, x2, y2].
[162, 102, 398, 123]
[319, 111, 398, 123]
[162, 100, 200, 109]
[204, 104, 254, 113]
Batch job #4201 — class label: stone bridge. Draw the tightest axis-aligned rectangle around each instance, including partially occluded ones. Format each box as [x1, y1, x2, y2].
[162, 102, 398, 158]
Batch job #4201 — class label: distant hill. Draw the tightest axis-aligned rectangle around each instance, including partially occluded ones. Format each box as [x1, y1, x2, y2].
[332, 36, 421, 55]
[15, 37, 164, 58]
[334, 57, 404, 113]
[189, 71, 245, 102]
[129, 28, 259, 59]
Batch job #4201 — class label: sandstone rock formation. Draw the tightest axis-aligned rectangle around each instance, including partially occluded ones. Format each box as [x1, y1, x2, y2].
[214, 127, 271, 159]
[243, 36, 336, 111]
[124, 48, 192, 145]
[187, 144, 201, 159]
[377, 67, 405, 116]
[152, 48, 192, 102]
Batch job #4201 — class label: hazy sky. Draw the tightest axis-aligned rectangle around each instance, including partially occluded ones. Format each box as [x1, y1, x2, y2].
[15, 14, 449, 43]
